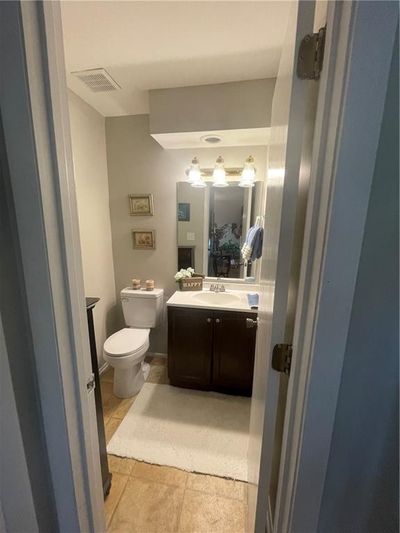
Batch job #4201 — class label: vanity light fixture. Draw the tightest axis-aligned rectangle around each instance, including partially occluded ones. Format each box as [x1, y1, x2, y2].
[239, 155, 256, 188]
[212, 156, 228, 188]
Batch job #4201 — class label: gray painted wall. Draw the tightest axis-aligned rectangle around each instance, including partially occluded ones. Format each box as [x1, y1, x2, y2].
[318, 29, 399, 533]
[149, 78, 275, 134]
[68, 91, 118, 365]
[105, 114, 266, 353]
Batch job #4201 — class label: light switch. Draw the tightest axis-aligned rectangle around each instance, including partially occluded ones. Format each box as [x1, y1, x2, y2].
[187, 232, 195, 241]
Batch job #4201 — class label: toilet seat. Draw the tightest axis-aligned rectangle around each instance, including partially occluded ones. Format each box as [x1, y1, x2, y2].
[104, 327, 150, 358]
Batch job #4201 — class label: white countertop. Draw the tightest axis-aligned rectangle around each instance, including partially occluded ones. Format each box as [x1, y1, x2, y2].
[166, 289, 258, 314]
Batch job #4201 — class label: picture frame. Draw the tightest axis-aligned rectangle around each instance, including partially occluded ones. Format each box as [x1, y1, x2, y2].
[132, 229, 156, 250]
[129, 194, 154, 216]
[177, 202, 190, 221]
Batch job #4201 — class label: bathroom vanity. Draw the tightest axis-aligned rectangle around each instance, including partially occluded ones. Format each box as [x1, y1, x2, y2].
[167, 290, 258, 396]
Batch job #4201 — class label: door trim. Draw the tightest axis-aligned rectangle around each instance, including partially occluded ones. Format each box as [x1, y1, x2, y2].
[274, 2, 398, 532]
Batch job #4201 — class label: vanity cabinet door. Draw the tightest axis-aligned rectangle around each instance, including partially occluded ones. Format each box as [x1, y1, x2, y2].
[168, 307, 213, 390]
[212, 311, 257, 396]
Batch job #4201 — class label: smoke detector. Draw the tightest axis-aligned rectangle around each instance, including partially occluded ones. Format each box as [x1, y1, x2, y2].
[71, 68, 121, 93]
[201, 135, 222, 145]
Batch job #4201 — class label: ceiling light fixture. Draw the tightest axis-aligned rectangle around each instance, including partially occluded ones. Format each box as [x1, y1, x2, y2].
[201, 135, 222, 145]
[212, 156, 228, 188]
[239, 155, 256, 188]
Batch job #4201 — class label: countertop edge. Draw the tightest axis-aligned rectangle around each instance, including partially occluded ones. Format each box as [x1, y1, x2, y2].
[166, 301, 258, 314]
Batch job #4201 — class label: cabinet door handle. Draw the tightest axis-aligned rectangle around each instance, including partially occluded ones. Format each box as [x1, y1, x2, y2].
[207, 318, 212, 323]
[215, 318, 221, 324]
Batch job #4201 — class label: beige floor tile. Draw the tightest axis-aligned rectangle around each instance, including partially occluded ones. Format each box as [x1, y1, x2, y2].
[146, 355, 167, 366]
[101, 367, 114, 383]
[108, 455, 136, 475]
[105, 417, 122, 444]
[112, 396, 136, 419]
[147, 363, 169, 384]
[104, 473, 129, 528]
[178, 489, 247, 533]
[103, 392, 124, 419]
[101, 381, 114, 399]
[132, 461, 188, 487]
[186, 473, 247, 501]
[108, 476, 184, 533]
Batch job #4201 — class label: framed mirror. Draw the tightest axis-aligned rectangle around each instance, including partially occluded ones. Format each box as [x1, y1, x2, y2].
[176, 181, 263, 281]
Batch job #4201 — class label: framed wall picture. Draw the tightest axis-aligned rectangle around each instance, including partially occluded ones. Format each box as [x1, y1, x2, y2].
[177, 202, 190, 221]
[132, 229, 156, 250]
[129, 194, 154, 216]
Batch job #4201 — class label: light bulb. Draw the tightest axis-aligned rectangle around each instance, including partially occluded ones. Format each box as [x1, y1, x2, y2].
[212, 156, 228, 187]
[187, 156, 201, 183]
[240, 155, 256, 185]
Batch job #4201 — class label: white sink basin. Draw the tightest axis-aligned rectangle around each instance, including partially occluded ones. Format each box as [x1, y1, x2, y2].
[192, 291, 241, 306]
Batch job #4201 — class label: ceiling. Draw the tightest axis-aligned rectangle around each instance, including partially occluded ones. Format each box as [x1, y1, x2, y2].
[61, 1, 291, 117]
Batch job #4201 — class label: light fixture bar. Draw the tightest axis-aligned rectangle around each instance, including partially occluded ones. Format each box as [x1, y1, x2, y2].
[185, 167, 244, 178]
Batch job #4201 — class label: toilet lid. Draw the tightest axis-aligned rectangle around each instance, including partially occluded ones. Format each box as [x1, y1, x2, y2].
[104, 328, 150, 357]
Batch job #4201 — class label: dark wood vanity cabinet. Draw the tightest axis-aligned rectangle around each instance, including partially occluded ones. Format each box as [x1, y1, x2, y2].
[168, 307, 257, 396]
[212, 311, 257, 395]
[168, 307, 213, 389]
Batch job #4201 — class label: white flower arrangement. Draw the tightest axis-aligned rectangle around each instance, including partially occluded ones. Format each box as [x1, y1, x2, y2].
[174, 267, 195, 281]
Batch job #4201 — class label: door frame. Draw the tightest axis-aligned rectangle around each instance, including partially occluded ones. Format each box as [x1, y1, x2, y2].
[1, 2, 105, 531]
[270, 2, 398, 532]
[1, 0, 397, 531]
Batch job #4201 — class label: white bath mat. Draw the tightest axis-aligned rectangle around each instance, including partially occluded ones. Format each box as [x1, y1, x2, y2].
[107, 383, 251, 481]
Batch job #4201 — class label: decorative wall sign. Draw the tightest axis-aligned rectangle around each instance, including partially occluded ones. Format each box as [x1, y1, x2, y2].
[132, 230, 156, 250]
[129, 194, 154, 216]
[178, 202, 190, 221]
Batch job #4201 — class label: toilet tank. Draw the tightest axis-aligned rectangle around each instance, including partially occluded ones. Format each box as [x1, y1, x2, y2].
[121, 288, 164, 328]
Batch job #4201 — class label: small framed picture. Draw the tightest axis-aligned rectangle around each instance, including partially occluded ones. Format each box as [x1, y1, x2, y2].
[178, 202, 190, 221]
[129, 194, 154, 216]
[132, 230, 156, 250]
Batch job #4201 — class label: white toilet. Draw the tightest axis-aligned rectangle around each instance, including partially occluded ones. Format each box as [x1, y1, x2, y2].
[103, 287, 164, 398]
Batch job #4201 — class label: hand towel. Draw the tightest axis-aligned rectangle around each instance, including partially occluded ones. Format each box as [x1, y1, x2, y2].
[251, 227, 264, 261]
[241, 226, 264, 261]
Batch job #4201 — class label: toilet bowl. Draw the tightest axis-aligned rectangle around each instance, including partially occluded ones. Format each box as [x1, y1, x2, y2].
[104, 327, 150, 398]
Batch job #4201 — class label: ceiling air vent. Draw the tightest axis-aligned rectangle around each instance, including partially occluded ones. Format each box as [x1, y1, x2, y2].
[71, 68, 121, 93]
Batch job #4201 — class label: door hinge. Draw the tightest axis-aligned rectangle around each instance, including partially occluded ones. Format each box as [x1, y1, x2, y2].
[272, 344, 293, 376]
[86, 373, 96, 393]
[297, 26, 326, 80]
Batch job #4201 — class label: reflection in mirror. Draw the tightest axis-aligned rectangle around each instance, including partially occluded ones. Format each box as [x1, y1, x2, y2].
[177, 182, 262, 280]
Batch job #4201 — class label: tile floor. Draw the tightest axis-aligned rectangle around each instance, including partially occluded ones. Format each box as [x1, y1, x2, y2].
[101, 357, 248, 532]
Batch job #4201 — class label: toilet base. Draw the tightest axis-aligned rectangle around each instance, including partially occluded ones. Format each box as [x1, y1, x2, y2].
[113, 360, 149, 399]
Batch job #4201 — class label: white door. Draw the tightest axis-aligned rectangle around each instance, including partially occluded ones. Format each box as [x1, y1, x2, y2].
[248, 1, 322, 531]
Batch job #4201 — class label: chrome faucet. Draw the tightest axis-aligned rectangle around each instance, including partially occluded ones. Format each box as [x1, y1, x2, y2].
[210, 276, 226, 293]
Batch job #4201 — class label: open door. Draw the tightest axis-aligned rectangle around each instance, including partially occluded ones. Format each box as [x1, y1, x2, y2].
[248, 1, 324, 531]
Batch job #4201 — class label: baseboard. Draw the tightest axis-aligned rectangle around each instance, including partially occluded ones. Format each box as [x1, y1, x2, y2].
[146, 352, 168, 359]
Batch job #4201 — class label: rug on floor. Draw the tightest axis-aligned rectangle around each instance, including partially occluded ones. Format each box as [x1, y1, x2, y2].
[107, 382, 251, 481]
